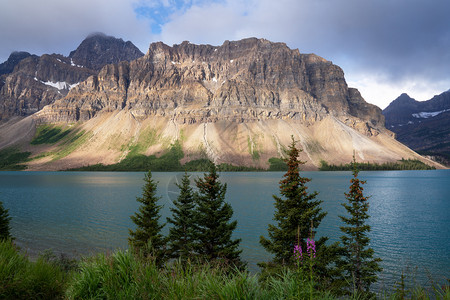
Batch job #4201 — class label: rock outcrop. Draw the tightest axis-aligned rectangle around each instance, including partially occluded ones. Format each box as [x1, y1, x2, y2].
[38, 38, 384, 136]
[0, 33, 144, 121]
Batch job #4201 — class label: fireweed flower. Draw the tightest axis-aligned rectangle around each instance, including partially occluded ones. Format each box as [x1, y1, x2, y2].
[294, 244, 303, 262]
[307, 238, 316, 258]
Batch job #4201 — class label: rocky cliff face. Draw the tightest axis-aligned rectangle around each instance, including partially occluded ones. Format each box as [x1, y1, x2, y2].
[38, 38, 384, 136]
[2, 37, 433, 170]
[0, 33, 144, 121]
[383, 91, 450, 165]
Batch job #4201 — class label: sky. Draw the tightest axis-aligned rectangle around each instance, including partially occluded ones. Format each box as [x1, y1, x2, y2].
[1, 0, 449, 109]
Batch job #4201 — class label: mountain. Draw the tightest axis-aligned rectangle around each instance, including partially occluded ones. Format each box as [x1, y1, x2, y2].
[0, 51, 32, 76]
[0, 38, 441, 170]
[0, 33, 144, 121]
[383, 91, 450, 165]
[69, 33, 144, 71]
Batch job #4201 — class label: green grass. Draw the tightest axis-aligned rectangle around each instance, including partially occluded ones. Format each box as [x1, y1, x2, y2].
[0, 148, 32, 170]
[0, 240, 448, 299]
[70, 143, 269, 172]
[71, 140, 184, 171]
[319, 159, 436, 171]
[268, 157, 288, 171]
[0, 240, 67, 299]
[51, 130, 91, 160]
[31, 125, 72, 145]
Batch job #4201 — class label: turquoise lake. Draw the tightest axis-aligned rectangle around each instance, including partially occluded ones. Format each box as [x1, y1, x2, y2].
[0, 170, 449, 290]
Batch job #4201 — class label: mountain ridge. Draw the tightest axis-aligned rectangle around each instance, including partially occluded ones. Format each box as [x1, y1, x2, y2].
[0, 37, 443, 170]
[0, 33, 144, 121]
[382, 90, 450, 165]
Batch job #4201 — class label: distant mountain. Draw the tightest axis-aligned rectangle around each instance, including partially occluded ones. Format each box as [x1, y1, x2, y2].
[383, 91, 450, 165]
[0, 51, 32, 76]
[69, 33, 144, 71]
[0, 33, 144, 120]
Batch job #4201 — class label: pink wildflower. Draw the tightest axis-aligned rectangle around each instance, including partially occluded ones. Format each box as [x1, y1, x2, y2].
[294, 244, 303, 262]
[307, 238, 316, 258]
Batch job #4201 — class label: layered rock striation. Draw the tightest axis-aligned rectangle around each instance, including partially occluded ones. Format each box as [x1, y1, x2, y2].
[37, 38, 384, 137]
[0, 33, 144, 121]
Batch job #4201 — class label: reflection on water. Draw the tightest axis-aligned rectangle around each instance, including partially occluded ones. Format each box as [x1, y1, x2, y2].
[0, 170, 449, 290]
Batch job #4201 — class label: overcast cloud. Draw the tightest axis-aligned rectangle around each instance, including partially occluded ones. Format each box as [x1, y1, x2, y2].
[1, 0, 449, 109]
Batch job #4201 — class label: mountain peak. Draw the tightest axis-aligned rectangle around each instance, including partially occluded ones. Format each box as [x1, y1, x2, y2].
[0, 51, 33, 75]
[69, 33, 144, 70]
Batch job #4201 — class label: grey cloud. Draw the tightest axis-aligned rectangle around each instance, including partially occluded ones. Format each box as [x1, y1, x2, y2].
[157, 0, 450, 105]
[0, 0, 154, 62]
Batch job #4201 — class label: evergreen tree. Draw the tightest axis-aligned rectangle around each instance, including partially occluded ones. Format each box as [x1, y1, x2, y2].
[260, 137, 330, 271]
[0, 200, 12, 240]
[167, 172, 196, 262]
[338, 156, 382, 294]
[129, 171, 165, 264]
[193, 164, 243, 267]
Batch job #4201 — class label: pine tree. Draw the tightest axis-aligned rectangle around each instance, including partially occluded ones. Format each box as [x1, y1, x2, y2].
[0, 200, 12, 240]
[260, 137, 329, 270]
[167, 172, 196, 262]
[129, 171, 165, 264]
[193, 164, 243, 267]
[338, 156, 382, 294]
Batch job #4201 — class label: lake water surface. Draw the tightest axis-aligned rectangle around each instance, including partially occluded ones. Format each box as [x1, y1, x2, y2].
[0, 170, 449, 290]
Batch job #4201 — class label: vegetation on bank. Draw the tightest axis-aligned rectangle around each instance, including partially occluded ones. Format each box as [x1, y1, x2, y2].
[319, 158, 435, 171]
[0, 148, 31, 170]
[68, 140, 288, 172]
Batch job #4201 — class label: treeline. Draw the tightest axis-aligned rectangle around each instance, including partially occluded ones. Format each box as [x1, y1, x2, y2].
[69, 141, 287, 172]
[319, 158, 435, 171]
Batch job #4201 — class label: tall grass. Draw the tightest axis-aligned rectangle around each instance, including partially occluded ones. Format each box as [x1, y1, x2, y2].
[0, 240, 66, 299]
[65, 249, 339, 299]
[1, 240, 448, 299]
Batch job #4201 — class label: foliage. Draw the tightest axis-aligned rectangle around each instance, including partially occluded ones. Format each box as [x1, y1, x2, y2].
[66, 249, 341, 300]
[319, 158, 435, 171]
[260, 137, 339, 285]
[0, 201, 12, 241]
[337, 157, 382, 295]
[193, 164, 243, 268]
[183, 158, 215, 171]
[166, 172, 196, 262]
[0, 148, 31, 170]
[129, 171, 166, 265]
[268, 157, 288, 171]
[31, 125, 71, 145]
[70, 140, 184, 171]
[0, 239, 66, 300]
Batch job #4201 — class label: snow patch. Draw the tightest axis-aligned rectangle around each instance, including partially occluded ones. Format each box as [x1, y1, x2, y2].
[70, 59, 84, 68]
[41, 80, 80, 90]
[412, 109, 450, 119]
